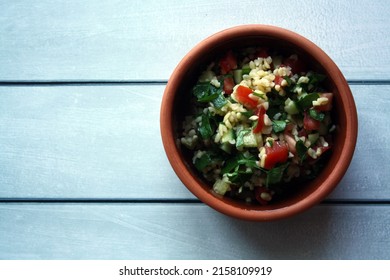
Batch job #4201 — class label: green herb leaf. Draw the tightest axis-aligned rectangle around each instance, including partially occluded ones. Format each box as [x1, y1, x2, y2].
[266, 163, 289, 187]
[309, 108, 325, 121]
[241, 66, 251, 75]
[198, 113, 213, 139]
[194, 152, 213, 172]
[241, 109, 253, 118]
[194, 151, 222, 172]
[192, 83, 221, 102]
[237, 155, 258, 169]
[252, 91, 267, 100]
[211, 93, 228, 109]
[221, 158, 240, 174]
[308, 73, 326, 85]
[226, 170, 252, 184]
[296, 140, 308, 163]
[272, 120, 287, 133]
[283, 75, 294, 86]
[296, 93, 320, 111]
[221, 153, 258, 174]
[225, 155, 257, 184]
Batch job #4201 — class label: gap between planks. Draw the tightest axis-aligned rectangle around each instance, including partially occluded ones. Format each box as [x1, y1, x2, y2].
[0, 198, 390, 206]
[1, 79, 390, 87]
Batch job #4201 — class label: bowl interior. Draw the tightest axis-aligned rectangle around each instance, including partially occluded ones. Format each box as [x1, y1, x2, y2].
[163, 27, 356, 219]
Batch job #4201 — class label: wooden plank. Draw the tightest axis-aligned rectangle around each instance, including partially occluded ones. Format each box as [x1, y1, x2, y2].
[0, 84, 389, 200]
[0, 0, 389, 81]
[0, 85, 188, 199]
[0, 203, 389, 259]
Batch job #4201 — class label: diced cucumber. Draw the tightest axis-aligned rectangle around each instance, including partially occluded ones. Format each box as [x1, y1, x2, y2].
[213, 178, 231, 195]
[221, 128, 235, 144]
[235, 131, 245, 149]
[233, 69, 243, 84]
[234, 124, 245, 135]
[219, 128, 235, 153]
[243, 132, 258, 148]
[284, 98, 299, 115]
[308, 133, 319, 145]
[236, 129, 258, 150]
[254, 133, 263, 147]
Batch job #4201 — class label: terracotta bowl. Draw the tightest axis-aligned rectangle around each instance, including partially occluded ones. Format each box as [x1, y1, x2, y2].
[160, 25, 358, 221]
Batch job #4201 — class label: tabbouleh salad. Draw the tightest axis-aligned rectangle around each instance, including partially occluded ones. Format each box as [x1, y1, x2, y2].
[179, 47, 335, 205]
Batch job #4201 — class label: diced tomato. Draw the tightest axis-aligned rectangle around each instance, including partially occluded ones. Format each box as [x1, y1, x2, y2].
[255, 48, 269, 58]
[274, 75, 283, 86]
[282, 55, 306, 74]
[285, 123, 295, 132]
[219, 50, 237, 74]
[264, 141, 289, 170]
[316, 92, 333, 111]
[303, 112, 321, 131]
[255, 187, 272, 205]
[223, 77, 235, 95]
[235, 85, 258, 109]
[253, 106, 266, 133]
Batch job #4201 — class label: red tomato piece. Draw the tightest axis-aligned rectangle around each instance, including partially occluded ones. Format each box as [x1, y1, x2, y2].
[253, 106, 266, 133]
[303, 112, 321, 131]
[316, 92, 333, 111]
[255, 187, 272, 205]
[274, 75, 283, 86]
[285, 123, 295, 132]
[223, 77, 235, 95]
[219, 50, 237, 74]
[264, 141, 289, 170]
[320, 145, 331, 154]
[282, 55, 306, 74]
[235, 85, 258, 109]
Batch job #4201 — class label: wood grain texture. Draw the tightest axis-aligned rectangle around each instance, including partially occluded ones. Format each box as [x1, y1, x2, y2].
[0, 84, 389, 200]
[0, 203, 389, 259]
[0, 0, 389, 81]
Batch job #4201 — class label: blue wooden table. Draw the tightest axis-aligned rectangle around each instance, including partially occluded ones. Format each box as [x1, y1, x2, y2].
[1, 0, 390, 259]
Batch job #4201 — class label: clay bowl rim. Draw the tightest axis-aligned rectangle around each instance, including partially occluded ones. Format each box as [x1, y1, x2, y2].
[160, 24, 358, 221]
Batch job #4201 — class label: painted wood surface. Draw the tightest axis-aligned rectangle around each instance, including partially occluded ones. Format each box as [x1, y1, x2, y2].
[0, 0, 389, 81]
[1, 0, 390, 260]
[1, 204, 389, 260]
[0, 84, 389, 200]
